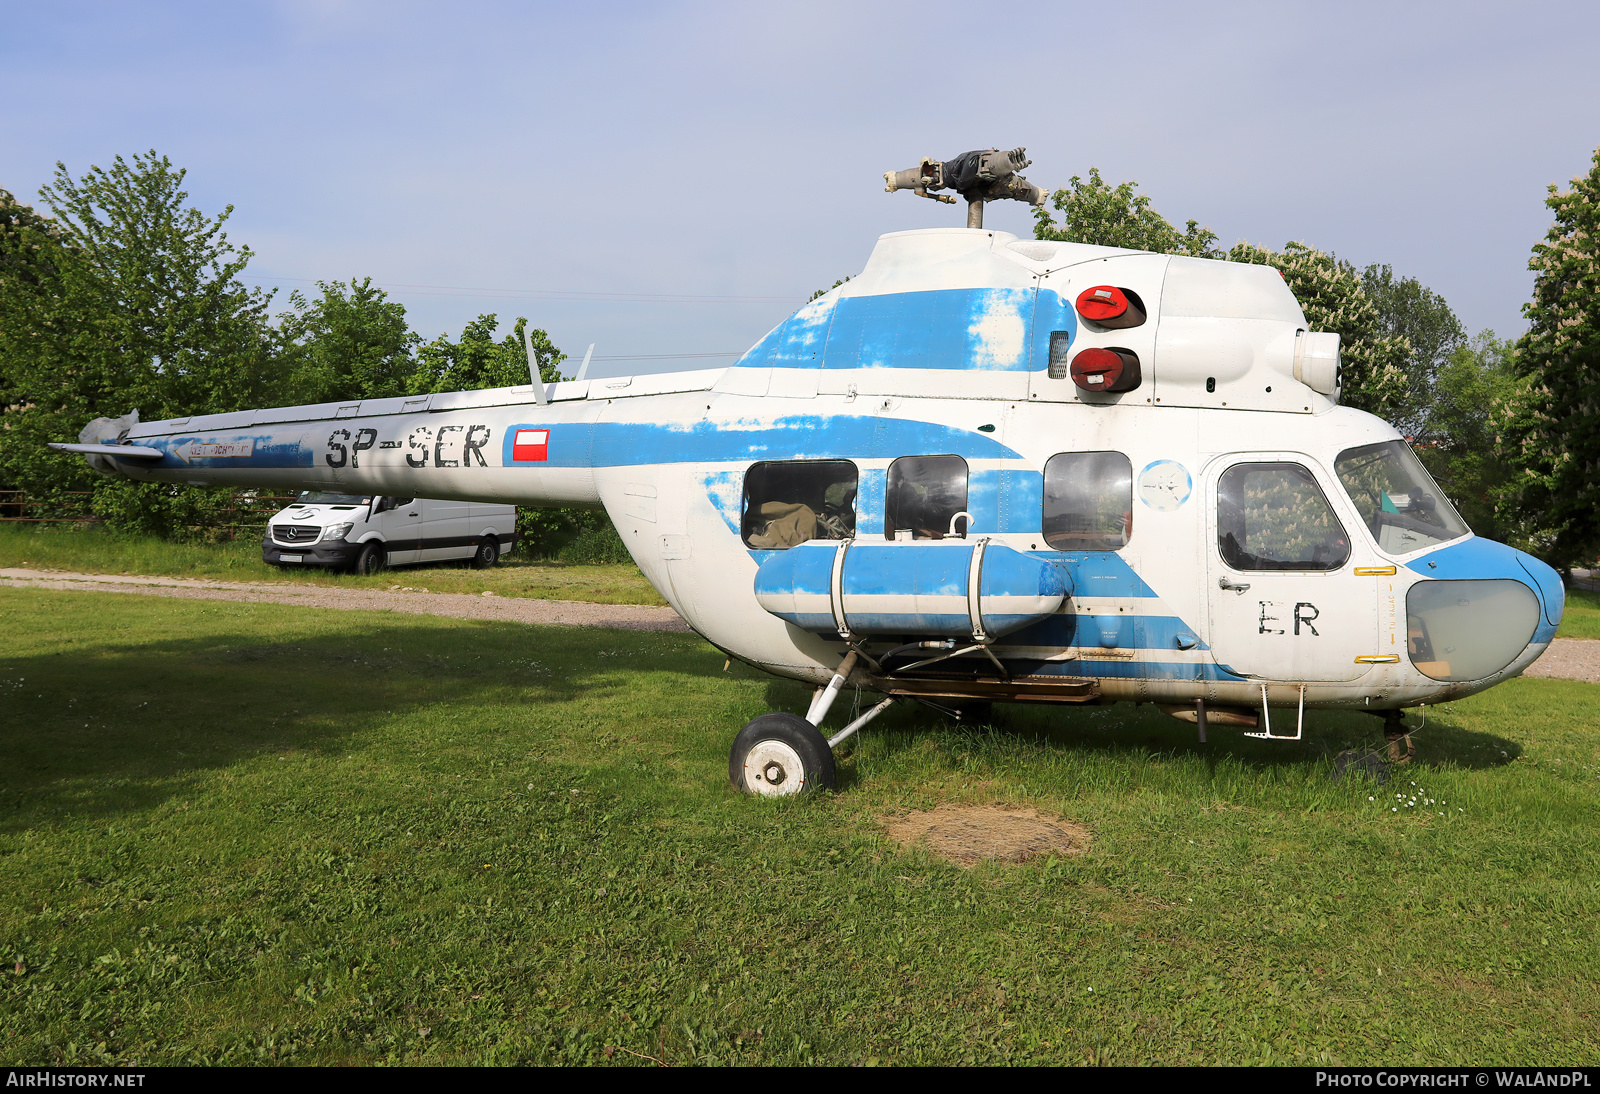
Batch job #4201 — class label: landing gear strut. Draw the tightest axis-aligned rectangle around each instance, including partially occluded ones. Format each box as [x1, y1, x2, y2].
[729, 651, 897, 797]
[1383, 710, 1415, 764]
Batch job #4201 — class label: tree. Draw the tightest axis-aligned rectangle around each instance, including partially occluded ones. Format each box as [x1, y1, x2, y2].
[0, 188, 69, 417]
[808, 277, 850, 303]
[1030, 168, 1456, 424]
[409, 314, 566, 395]
[1033, 168, 1220, 257]
[1226, 241, 1412, 420]
[0, 152, 282, 537]
[405, 314, 615, 558]
[1412, 332, 1518, 542]
[1360, 263, 1466, 438]
[276, 278, 419, 404]
[1495, 145, 1600, 572]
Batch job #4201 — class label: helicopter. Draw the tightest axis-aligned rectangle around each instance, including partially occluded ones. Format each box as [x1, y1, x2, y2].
[53, 147, 1565, 797]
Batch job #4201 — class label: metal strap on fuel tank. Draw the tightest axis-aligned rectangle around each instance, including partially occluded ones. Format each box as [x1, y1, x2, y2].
[830, 538, 854, 642]
[966, 536, 991, 644]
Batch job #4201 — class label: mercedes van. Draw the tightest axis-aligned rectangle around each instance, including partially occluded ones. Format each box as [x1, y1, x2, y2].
[262, 493, 517, 574]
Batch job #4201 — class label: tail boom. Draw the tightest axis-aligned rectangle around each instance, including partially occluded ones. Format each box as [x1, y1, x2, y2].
[54, 385, 606, 508]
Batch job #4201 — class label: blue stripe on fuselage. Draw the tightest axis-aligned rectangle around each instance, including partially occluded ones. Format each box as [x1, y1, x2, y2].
[737, 287, 1077, 373]
[999, 611, 1209, 653]
[542, 415, 1022, 468]
[1038, 551, 1159, 599]
[1406, 536, 1563, 644]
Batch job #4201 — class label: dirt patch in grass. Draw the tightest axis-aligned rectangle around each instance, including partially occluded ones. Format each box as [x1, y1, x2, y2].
[883, 803, 1090, 867]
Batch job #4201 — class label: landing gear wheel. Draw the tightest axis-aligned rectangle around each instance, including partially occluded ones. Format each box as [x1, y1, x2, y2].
[730, 713, 836, 797]
[471, 538, 499, 569]
[353, 541, 386, 576]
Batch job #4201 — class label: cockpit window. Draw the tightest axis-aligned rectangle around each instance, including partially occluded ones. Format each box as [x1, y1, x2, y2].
[1218, 463, 1350, 571]
[1334, 440, 1470, 555]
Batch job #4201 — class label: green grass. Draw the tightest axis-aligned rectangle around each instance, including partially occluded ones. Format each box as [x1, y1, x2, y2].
[0, 526, 666, 605]
[2, 586, 1599, 1065]
[1558, 587, 1600, 640]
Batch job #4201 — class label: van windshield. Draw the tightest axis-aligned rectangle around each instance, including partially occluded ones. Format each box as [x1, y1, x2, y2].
[294, 491, 372, 506]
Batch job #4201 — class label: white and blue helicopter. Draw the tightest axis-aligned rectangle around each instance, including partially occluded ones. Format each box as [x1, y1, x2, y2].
[54, 147, 1565, 797]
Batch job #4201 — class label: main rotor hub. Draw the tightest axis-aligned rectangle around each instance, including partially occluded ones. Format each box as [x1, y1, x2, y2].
[884, 146, 1048, 228]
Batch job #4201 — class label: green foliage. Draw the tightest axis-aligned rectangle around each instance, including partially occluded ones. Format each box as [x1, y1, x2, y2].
[409, 314, 566, 395]
[514, 506, 629, 563]
[1360, 264, 1467, 437]
[1033, 168, 1220, 257]
[1495, 146, 1600, 572]
[0, 151, 599, 545]
[0, 188, 70, 487]
[406, 314, 599, 561]
[555, 515, 631, 563]
[1227, 241, 1412, 420]
[30, 151, 283, 418]
[808, 277, 851, 303]
[0, 154, 283, 537]
[276, 279, 419, 405]
[1413, 333, 1519, 543]
[1029, 169, 1458, 429]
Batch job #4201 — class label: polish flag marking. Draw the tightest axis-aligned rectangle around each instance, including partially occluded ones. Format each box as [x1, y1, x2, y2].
[512, 428, 549, 462]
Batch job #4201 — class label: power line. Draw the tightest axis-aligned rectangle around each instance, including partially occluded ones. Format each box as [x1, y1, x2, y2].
[245, 274, 801, 305]
[591, 352, 742, 361]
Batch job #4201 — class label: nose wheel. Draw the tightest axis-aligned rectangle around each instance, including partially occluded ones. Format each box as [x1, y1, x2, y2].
[729, 713, 836, 797]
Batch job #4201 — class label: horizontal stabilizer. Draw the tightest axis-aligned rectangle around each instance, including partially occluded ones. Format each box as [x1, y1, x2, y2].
[49, 442, 165, 460]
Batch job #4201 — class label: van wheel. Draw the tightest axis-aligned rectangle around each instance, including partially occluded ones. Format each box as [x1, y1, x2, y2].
[353, 542, 386, 575]
[471, 539, 499, 569]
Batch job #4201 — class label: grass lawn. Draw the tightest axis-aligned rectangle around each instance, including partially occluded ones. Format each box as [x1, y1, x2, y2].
[1560, 588, 1600, 640]
[0, 526, 665, 606]
[1, 587, 1598, 1066]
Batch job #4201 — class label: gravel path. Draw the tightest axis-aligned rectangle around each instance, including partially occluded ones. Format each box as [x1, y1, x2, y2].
[1521, 638, 1600, 684]
[3, 567, 1597, 681]
[0, 567, 692, 633]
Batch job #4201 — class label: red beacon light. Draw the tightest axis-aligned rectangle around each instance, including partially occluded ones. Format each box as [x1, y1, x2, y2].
[1070, 347, 1142, 393]
[1075, 285, 1147, 329]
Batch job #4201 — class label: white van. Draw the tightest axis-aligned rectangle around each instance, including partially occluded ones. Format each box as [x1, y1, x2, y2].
[262, 492, 517, 575]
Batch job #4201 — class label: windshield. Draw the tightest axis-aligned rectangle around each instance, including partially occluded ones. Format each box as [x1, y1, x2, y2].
[1334, 440, 1469, 555]
[293, 491, 372, 507]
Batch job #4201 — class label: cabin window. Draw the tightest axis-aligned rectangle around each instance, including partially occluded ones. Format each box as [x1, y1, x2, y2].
[1334, 440, 1470, 555]
[1042, 451, 1132, 550]
[1217, 462, 1350, 571]
[742, 460, 858, 549]
[885, 455, 969, 540]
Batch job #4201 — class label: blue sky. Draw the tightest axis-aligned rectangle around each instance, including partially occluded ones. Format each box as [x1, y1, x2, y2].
[4, 1, 1598, 377]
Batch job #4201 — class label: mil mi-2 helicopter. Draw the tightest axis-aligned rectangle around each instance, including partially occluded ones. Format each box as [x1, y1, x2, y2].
[54, 147, 1565, 797]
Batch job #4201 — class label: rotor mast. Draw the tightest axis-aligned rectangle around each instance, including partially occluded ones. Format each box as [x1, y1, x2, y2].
[883, 147, 1047, 228]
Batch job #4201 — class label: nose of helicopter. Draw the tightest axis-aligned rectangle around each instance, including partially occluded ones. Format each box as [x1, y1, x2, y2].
[1404, 537, 1564, 683]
